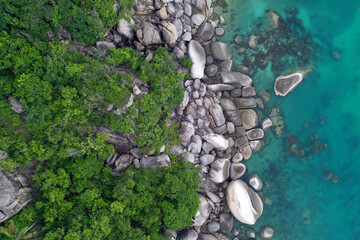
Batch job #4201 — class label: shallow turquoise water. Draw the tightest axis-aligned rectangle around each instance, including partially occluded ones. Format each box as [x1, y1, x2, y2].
[217, 1, 360, 239]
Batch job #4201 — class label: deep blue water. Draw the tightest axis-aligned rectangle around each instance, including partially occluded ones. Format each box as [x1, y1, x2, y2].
[216, 0, 360, 239]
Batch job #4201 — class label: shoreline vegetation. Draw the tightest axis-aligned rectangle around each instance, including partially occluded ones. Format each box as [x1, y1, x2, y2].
[1, 0, 315, 239]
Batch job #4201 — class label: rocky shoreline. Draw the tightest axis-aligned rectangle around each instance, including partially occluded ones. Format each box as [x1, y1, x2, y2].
[102, 0, 277, 239]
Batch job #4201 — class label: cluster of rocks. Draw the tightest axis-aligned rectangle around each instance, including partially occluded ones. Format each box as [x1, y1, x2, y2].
[222, 8, 318, 78]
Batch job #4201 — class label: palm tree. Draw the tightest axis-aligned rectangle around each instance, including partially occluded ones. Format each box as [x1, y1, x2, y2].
[0, 220, 36, 240]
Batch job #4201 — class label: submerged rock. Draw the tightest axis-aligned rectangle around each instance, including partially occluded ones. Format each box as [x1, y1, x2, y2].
[268, 107, 285, 138]
[260, 226, 275, 239]
[226, 179, 263, 225]
[267, 10, 281, 29]
[274, 68, 312, 97]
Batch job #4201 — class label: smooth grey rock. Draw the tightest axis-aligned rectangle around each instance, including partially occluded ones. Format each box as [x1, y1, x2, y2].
[117, 19, 133, 39]
[231, 89, 242, 97]
[246, 128, 264, 140]
[211, 42, 231, 60]
[226, 180, 263, 225]
[133, 158, 140, 169]
[195, 0, 207, 11]
[184, 3, 192, 16]
[140, 154, 171, 168]
[246, 229, 256, 238]
[9, 97, 24, 114]
[184, 152, 195, 163]
[220, 59, 233, 71]
[240, 144, 252, 160]
[141, 22, 162, 45]
[161, 21, 179, 47]
[180, 121, 195, 142]
[194, 196, 211, 227]
[248, 35, 258, 49]
[236, 136, 249, 147]
[202, 141, 214, 153]
[248, 173, 263, 191]
[209, 103, 226, 127]
[262, 118, 273, 132]
[227, 122, 235, 134]
[200, 154, 215, 166]
[234, 97, 257, 109]
[166, 3, 175, 16]
[96, 41, 116, 50]
[189, 40, 206, 79]
[171, 145, 184, 155]
[207, 84, 235, 92]
[260, 226, 275, 239]
[189, 135, 202, 154]
[191, 13, 206, 26]
[219, 14, 226, 25]
[242, 86, 256, 97]
[198, 22, 215, 41]
[205, 64, 218, 77]
[182, 32, 192, 41]
[207, 222, 220, 233]
[206, 191, 220, 203]
[219, 212, 233, 232]
[220, 71, 252, 87]
[274, 69, 311, 97]
[198, 234, 217, 240]
[226, 110, 242, 126]
[115, 154, 133, 172]
[220, 98, 237, 111]
[230, 162, 246, 180]
[203, 134, 229, 150]
[173, 18, 183, 37]
[240, 109, 258, 130]
[177, 229, 198, 240]
[268, 10, 281, 28]
[173, 46, 184, 58]
[209, 158, 230, 183]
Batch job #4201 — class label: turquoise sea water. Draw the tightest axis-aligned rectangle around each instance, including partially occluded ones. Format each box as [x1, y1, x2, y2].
[216, 1, 360, 239]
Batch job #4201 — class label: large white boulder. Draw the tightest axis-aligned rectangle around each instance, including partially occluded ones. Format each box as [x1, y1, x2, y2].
[226, 180, 263, 225]
[203, 133, 229, 150]
[189, 40, 206, 79]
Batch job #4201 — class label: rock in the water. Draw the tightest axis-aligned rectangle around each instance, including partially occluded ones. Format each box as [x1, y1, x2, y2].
[268, 10, 281, 29]
[194, 195, 211, 227]
[140, 154, 171, 168]
[240, 144, 252, 160]
[207, 84, 235, 92]
[260, 226, 275, 239]
[141, 22, 163, 45]
[160, 21, 179, 47]
[262, 118, 273, 132]
[215, 27, 225, 36]
[117, 19, 134, 39]
[200, 154, 215, 166]
[268, 107, 285, 137]
[220, 71, 252, 87]
[211, 42, 231, 60]
[250, 140, 262, 152]
[230, 162, 246, 180]
[240, 109, 258, 130]
[198, 22, 215, 41]
[274, 69, 311, 97]
[189, 40, 206, 79]
[234, 97, 257, 109]
[232, 152, 243, 163]
[207, 222, 220, 233]
[246, 229, 256, 238]
[248, 173, 263, 191]
[203, 133, 229, 150]
[209, 103, 226, 127]
[219, 212, 233, 232]
[226, 179, 263, 225]
[180, 121, 195, 142]
[246, 128, 264, 140]
[209, 158, 230, 183]
[177, 229, 198, 240]
[248, 35, 258, 50]
[9, 97, 24, 114]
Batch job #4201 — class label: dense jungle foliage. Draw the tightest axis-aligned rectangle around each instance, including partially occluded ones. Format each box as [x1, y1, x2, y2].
[0, 0, 200, 239]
